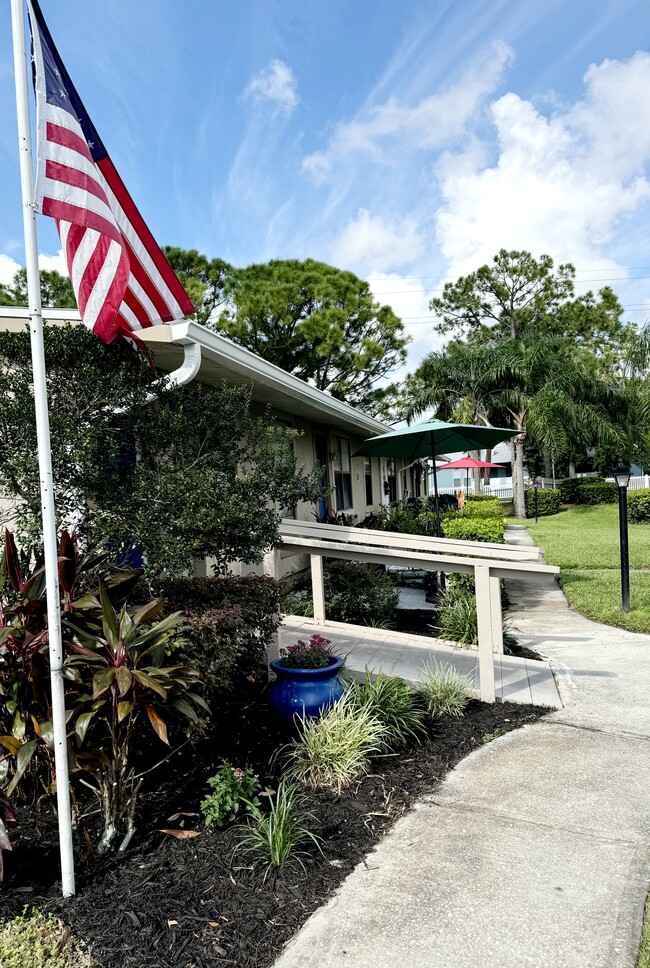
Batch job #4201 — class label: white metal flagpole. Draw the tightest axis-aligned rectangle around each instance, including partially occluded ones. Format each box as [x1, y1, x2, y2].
[10, 0, 75, 897]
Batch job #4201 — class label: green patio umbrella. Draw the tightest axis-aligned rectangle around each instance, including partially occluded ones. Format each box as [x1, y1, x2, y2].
[354, 419, 519, 534]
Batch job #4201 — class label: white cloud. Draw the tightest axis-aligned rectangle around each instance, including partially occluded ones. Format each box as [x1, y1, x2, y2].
[435, 51, 650, 281]
[38, 249, 69, 277]
[243, 59, 298, 114]
[331, 209, 423, 274]
[0, 254, 20, 286]
[303, 41, 513, 183]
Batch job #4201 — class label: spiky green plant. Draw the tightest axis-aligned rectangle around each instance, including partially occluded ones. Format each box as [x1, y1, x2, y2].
[235, 779, 323, 880]
[283, 692, 388, 792]
[418, 661, 473, 718]
[348, 669, 425, 750]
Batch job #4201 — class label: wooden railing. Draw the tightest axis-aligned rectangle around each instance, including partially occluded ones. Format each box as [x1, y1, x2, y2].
[270, 520, 559, 703]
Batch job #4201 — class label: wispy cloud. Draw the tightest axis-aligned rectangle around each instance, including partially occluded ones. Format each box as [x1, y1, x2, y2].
[331, 209, 423, 275]
[243, 59, 298, 115]
[303, 41, 513, 183]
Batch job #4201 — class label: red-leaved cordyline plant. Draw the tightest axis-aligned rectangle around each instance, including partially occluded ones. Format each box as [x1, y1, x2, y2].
[278, 634, 334, 669]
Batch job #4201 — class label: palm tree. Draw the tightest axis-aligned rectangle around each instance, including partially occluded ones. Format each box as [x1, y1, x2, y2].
[406, 335, 622, 517]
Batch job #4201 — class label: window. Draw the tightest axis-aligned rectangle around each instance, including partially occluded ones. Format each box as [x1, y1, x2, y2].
[331, 435, 353, 510]
[364, 457, 373, 506]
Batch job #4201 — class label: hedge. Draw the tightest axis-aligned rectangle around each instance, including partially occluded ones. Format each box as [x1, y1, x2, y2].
[525, 488, 561, 517]
[559, 476, 606, 503]
[628, 488, 650, 523]
[576, 482, 618, 505]
[459, 499, 502, 518]
[441, 513, 506, 544]
[464, 494, 502, 503]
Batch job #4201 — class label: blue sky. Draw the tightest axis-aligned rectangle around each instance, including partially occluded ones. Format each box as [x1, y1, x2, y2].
[2, 0, 650, 368]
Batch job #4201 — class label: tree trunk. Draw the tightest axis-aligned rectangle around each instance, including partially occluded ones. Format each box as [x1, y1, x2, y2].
[511, 435, 526, 518]
[569, 454, 576, 478]
[544, 452, 552, 479]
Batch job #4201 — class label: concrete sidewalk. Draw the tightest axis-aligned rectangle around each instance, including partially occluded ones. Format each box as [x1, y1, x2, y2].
[273, 526, 650, 968]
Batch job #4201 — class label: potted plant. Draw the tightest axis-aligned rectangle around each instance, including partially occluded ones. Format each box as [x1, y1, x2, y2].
[268, 634, 344, 721]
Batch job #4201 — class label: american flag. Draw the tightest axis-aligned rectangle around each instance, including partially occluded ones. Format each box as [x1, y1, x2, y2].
[27, 0, 194, 343]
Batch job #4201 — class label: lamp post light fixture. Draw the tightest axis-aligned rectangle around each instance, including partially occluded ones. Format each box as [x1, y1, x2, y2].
[613, 463, 631, 613]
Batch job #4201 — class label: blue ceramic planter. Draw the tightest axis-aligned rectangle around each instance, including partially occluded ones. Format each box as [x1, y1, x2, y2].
[268, 657, 345, 721]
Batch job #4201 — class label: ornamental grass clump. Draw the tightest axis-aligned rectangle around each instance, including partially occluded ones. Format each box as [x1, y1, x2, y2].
[284, 692, 388, 792]
[348, 669, 426, 750]
[200, 764, 260, 827]
[418, 661, 473, 718]
[278, 633, 334, 668]
[235, 778, 323, 880]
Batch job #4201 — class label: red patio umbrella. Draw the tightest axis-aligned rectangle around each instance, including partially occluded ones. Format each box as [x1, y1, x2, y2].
[436, 455, 503, 494]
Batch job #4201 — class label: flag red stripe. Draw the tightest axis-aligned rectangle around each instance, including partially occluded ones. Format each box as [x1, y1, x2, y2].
[44, 159, 109, 205]
[98, 158, 194, 316]
[122, 236, 175, 323]
[122, 284, 151, 326]
[46, 121, 94, 164]
[42, 196, 124, 247]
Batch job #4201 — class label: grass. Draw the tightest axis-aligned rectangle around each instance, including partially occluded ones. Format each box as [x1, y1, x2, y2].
[638, 895, 650, 968]
[417, 661, 473, 717]
[521, 504, 650, 632]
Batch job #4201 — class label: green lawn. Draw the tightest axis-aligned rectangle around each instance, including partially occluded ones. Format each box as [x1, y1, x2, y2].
[638, 897, 650, 968]
[522, 505, 650, 632]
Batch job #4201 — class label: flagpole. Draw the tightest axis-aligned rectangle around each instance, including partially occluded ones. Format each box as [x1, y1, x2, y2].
[10, 0, 75, 898]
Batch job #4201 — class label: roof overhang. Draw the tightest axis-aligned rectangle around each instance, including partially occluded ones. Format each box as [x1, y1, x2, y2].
[0, 309, 391, 437]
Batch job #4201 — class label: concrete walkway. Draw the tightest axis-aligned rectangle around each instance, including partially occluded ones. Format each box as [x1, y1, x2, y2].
[274, 525, 650, 968]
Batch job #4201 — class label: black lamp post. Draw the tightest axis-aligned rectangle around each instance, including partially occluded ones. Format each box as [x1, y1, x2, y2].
[613, 464, 631, 613]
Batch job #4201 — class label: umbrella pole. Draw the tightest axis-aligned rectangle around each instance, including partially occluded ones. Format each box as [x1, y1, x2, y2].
[431, 433, 445, 592]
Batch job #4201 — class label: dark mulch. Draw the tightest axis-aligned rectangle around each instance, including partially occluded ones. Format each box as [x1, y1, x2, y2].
[2, 683, 545, 968]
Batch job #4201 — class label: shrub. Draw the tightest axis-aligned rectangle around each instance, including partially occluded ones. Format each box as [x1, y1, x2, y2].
[287, 561, 399, 627]
[628, 488, 650, 523]
[0, 909, 95, 967]
[235, 779, 323, 880]
[441, 514, 506, 544]
[418, 662, 473, 717]
[437, 587, 478, 646]
[284, 693, 388, 792]
[577, 482, 618, 505]
[153, 575, 281, 693]
[457, 500, 503, 519]
[524, 488, 561, 517]
[559, 476, 605, 503]
[348, 670, 426, 750]
[464, 494, 501, 503]
[200, 764, 260, 827]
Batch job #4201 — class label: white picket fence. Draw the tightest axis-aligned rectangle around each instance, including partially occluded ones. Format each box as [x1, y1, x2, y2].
[432, 474, 650, 502]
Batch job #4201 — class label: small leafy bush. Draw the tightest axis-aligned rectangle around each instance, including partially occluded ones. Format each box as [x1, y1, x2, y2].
[458, 498, 502, 517]
[287, 561, 399, 627]
[284, 693, 388, 792]
[576, 482, 618, 505]
[201, 764, 261, 827]
[348, 669, 426, 750]
[464, 494, 501, 503]
[418, 661, 473, 717]
[628, 488, 650, 523]
[525, 488, 561, 517]
[0, 908, 95, 967]
[235, 778, 323, 880]
[441, 514, 506, 544]
[151, 575, 281, 690]
[278, 634, 334, 669]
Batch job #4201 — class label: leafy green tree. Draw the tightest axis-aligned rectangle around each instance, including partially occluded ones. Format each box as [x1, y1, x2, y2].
[162, 246, 232, 325]
[215, 258, 409, 413]
[0, 325, 322, 574]
[0, 265, 76, 309]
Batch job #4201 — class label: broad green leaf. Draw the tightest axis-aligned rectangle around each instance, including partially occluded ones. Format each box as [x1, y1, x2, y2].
[170, 698, 198, 723]
[99, 582, 119, 650]
[131, 670, 167, 699]
[145, 705, 169, 745]
[117, 700, 134, 723]
[75, 711, 95, 745]
[130, 598, 165, 629]
[92, 667, 114, 699]
[7, 739, 38, 795]
[115, 666, 132, 698]
[185, 691, 210, 712]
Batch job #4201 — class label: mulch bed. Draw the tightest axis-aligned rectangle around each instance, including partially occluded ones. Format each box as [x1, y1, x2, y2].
[2, 682, 545, 968]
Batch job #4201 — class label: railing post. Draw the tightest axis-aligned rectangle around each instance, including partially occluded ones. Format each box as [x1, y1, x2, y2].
[489, 574, 504, 654]
[475, 564, 496, 702]
[311, 554, 326, 624]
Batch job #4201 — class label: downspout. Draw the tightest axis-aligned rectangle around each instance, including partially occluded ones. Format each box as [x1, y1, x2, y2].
[144, 338, 202, 403]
